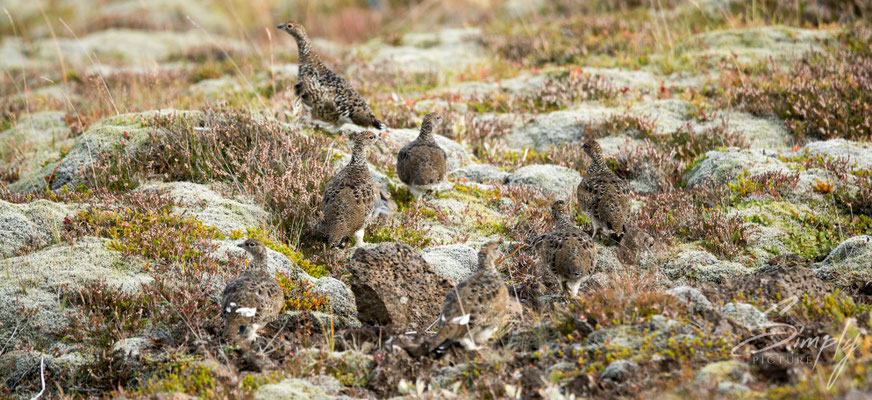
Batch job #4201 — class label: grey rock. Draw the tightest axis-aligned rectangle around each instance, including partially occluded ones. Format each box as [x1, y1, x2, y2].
[721, 302, 772, 330]
[796, 139, 872, 170]
[0, 111, 71, 178]
[662, 250, 749, 283]
[665, 286, 714, 314]
[813, 235, 872, 281]
[112, 337, 151, 360]
[0, 237, 151, 349]
[421, 244, 479, 283]
[312, 277, 357, 318]
[601, 360, 639, 382]
[0, 199, 74, 257]
[505, 105, 614, 151]
[506, 164, 581, 198]
[453, 164, 508, 183]
[370, 28, 483, 74]
[255, 375, 346, 400]
[137, 181, 268, 234]
[10, 110, 203, 193]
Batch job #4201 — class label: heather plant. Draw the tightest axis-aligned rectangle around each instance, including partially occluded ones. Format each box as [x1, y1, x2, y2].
[93, 108, 334, 247]
[466, 69, 617, 114]
[638, 185, 756, 258]
[727, 30, 872, 142]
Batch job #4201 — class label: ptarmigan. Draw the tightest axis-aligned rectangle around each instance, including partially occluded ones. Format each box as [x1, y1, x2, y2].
[428, 241, 509, 353]
[277, 22, 386, 130]
[397, 112, 448, 200]
[317, 131, 380, 247]
[576, 139, 631, 241]
[222, 239, 284, 346]
[536, 200, 597, 296]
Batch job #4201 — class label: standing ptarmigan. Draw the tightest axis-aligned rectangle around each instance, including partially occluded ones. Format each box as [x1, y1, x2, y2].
[428, 241, 509, 353]
[576, 139, 632, 241]
[222, 239, 284, 346]
[317, 131, 380, 247]
[277, 22, 386, 130]
[397, 112, 448, 200]
[536, 200, 597, 297]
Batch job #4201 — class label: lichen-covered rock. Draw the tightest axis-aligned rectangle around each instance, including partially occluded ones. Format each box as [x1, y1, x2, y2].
[695, 360, 752, 391]
[795, 139, 872, 170]
[420, 244, 479, 283]
[666, 286, 714, 314]
[721, 302, 772, 330]
[661, 250, 749, 283]
[453, 164, 508, 184]
[0, 350, 89, 393]
[691, 26, 833, 64]
[506, 106, 614, 151]
[506, 164, 581, 198]
[296, 349, 375, 387]
[311, 277, 357, 318]
[601, 360, 639, 382]
[15, 29, 244, 69]
[137, 181, 268, 234]
[9, 110, 203, 193]
[814, 236, 872, 281]
[0, 237, 151, 349]
[369, 28, 483, 73]
[255, 375, 345, 400]
[0, 111, 72, 178]
[0, 199, 74, 257]
[349, 242, 455, 329]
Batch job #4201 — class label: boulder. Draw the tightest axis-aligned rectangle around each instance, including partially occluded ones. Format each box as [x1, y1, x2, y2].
[0, 199, 74, 257]
[813, 235, 872, 282]
[721, 302, 772, 330]
[665, 286, 714, 314]
[506, 164, 581, 198]
[661, 250, 749, 283]
[348, 242, 455, 329]
[420, 244, 479, 283]
[601, 360, 639, 382]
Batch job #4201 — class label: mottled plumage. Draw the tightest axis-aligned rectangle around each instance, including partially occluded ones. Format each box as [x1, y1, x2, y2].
[429, 241, 509, 352]
[318, 131, 380, 247]
[397, 112, 448, 200]
[222, 239, 284, 346]
[576, 140, 632, 240]
[277, 22, 386, 130]
[536, 200, 597, 296]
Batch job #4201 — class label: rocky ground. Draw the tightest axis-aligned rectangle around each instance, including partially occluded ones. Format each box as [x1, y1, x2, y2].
[1, 0, 872, 398]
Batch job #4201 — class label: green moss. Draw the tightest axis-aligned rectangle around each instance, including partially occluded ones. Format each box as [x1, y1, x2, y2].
[229, 228, 329, 278]
[367, 224, 432, 248]
[736, 200, 867, 258]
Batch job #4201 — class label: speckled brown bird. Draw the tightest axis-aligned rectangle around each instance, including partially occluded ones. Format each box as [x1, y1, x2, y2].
[429, 241, 509, 352]
[317, 131, 380, 247]
[222, 239, 284, 346]
[277, 22, 386, 130]
[397, 112, 448, 200]
[576, 139, 632, 241]
[536, 200, 597, 296]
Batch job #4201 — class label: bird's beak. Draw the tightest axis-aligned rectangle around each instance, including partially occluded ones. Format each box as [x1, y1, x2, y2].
[276, 23, 286, 29]
[237, 243, 245, 248]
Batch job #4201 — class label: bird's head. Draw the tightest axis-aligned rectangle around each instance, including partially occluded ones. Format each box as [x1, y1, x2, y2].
[420, 112, 443, 137]
[237, 238, 267, 259]
[582, 139, 603, 159]
[350, 130, 381, 147]
[478, 240, 502, 270]
[277, 21, 307, 40]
